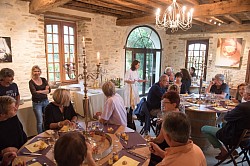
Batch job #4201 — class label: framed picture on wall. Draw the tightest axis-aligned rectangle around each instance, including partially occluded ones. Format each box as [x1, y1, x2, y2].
[0, 37, 12, 63]
[215, 38, 243, 68]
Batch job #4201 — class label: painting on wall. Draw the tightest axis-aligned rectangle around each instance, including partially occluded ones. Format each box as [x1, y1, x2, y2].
[0, 37, 12, 63]
[215, 38, 243, 68]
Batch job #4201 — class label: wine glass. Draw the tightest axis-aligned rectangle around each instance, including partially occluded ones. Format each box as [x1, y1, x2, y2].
[99, 122, 104, 133]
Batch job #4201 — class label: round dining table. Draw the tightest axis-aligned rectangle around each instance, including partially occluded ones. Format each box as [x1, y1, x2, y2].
[185, 101, 235, 150]
[17, 123, 151, 166]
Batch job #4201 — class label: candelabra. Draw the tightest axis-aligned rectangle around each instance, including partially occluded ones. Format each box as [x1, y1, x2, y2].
[198, 59, 206, 98]
[77, 39, 102, 129]
[64, 62, 76, 79]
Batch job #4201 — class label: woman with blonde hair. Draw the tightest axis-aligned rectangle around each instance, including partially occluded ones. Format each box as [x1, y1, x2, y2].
[99, 81, 127, 126]
[44, 88, 77, 130]
[29, 65, 50, 134]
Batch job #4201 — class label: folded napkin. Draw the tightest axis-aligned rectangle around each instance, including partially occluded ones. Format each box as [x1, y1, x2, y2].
[29, 162, 42, 166]
[25, 140, 48, 153]
[113, 156, 140, 166]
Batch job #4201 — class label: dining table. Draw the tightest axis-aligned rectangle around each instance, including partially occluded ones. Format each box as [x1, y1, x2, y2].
[73, 87, 125, 119]
[17, 122, 151, 166]
[182, 94, 237, 150]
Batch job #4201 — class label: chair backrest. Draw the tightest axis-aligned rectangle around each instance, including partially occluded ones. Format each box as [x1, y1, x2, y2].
[237, 129, 250, 147]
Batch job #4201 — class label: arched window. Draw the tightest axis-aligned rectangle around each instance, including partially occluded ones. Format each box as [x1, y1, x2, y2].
[125, 26, 162, 96]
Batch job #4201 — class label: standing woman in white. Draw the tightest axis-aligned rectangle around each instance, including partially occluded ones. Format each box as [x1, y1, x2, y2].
[124, 60, 147, 129]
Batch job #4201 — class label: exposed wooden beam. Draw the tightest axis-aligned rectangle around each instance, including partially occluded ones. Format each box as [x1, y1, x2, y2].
[193, 0, 250, 18]
[224, 15, 242, 24]
[117, 0, 250, 26]
[243, 13, 250, 20]
[98, 0, 154, 13]
[30, 0, 71, 14]
[194, 18, 214, 25]
[182, 0, 199, 5]
[210, 16, 229, 24]
[166, 23, 250, 34]
[125, 0, 162, 9]
[65, 1, 132, 17]
[62, 3, 121, 17]
[77, 0, 139, 14]
[44, 11, 91, 21]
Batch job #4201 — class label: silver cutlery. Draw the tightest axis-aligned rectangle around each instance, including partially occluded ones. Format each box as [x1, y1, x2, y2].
[22, 152, 42, 156]
[127, 150, 147, 160]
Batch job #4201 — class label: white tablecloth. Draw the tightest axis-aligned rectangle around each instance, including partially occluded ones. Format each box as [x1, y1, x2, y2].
[73, 87, 125, 118]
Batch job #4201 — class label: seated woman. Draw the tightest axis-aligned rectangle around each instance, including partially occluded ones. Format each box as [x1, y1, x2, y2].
[54, 132, 96, 166]
[149, 91, 180, 166]
[201, 84, 250, 160]
[164, 67, 174, 83]
[0, 96, 27, 164]
[44, 88, 77, 130]
[232, 83, 247, 103]
[174, 72, 187, 94]
[99, 81, 127, 126]
[205, 74, 230, 99]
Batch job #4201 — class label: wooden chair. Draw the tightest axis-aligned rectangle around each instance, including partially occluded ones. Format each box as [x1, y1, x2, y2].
[215, 129, 250, 166]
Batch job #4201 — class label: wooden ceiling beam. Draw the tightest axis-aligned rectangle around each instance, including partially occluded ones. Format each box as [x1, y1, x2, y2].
[224, 15, 242, 24]
[210, 16, 229, 24]
[30, 0, 71, 14]
[193, 18, 214, 25]
[243, 13, 250, 20]
[44, 11, 91, 21]
[117, 0, 250, 26]
[98, 0, 154, 13]
[193, 0, 250, 18]
[125, 0, 162, 9]
[182, 0, 199, 6]
[65, 1, 132, 16]
[76, 0, 139, 14]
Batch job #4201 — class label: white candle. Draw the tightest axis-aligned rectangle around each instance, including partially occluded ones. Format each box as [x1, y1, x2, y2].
[97, 52, 100, 64]
[82, 37, 85, 48]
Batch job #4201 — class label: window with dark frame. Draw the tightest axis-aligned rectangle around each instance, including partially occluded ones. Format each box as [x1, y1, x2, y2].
[45, 20, 77, 84]
[185, 40, 209, 80]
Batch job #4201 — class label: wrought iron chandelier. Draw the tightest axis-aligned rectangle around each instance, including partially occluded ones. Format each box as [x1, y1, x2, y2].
[155, 0, 194, 33]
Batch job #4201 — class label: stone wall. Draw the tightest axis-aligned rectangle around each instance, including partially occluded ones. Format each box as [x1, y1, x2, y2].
[0, 0, 45, 98]
[162, 33, 250, 87]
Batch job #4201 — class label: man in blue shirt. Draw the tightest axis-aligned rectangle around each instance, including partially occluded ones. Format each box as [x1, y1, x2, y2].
[147, 74, 169, 116]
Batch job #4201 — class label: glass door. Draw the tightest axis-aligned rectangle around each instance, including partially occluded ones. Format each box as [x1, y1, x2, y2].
[134, 51, 154, 96]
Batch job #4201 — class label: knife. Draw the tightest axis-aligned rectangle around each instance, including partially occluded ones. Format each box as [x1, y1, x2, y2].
[127, 150, 147, 160]
[22, 152, 42, 156]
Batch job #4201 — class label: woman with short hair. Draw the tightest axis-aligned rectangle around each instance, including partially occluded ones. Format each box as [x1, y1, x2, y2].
[44, 88, 77, 130]
[0, 96, 27, 165]
[99, 81, 127, 126]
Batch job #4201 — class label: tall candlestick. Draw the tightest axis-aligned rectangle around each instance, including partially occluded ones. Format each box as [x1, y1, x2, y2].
[82, 37, 85, 48]
[97, 52, 100, 64]
[67, 57, 70, 63]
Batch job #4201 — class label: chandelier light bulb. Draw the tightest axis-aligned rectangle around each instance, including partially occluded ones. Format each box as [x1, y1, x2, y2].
[214, 21, 217, 24]
[156, 8, 160, 16]
[155, 0, 193, 33]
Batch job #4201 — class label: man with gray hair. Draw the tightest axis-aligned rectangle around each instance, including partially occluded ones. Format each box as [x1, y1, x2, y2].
[205, 73, 230, 99]
[0, 68, 20, 109]
[149, 112, 206, 166]
[147, 74, 169, 116]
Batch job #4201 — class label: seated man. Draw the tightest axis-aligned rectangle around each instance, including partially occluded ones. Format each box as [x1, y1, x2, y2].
[0, 96, 27, 164]
[201, 84, 250, 160]
[147, 74, 169, 117]
[54, 132, 96, 166]
[99, 81, 127, 126]
[149, 112, 206, 166]
[205, 74, 230, 99]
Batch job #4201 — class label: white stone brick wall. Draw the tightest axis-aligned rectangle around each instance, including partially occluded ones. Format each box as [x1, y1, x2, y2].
[161, 33, 250, 87]
[0, 0, 46, 98]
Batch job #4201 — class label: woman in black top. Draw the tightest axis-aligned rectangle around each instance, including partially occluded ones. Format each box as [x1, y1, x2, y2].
[44, 88, 77, 130]
[0, 96, 27, 164]
[29, 65, 51, 134]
